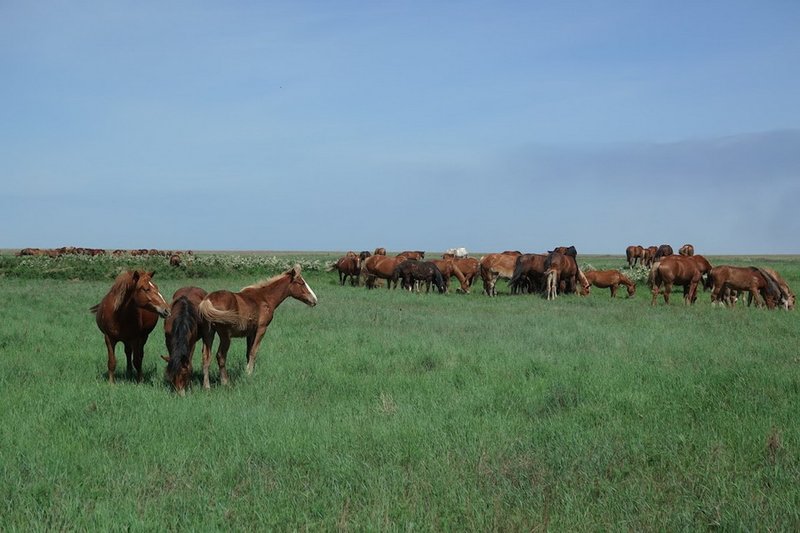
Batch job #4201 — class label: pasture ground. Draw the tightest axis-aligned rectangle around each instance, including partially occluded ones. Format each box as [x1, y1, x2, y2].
[0, 254, 798, 530]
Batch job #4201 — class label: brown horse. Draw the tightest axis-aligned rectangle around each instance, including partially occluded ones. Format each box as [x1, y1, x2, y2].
[329, 252, 362, 286]
[362, 255, 407, 289]
[91, 270, 170, 383]
[508, 254, 548, 294]
[198, 265, 317, 388]
[397, 250, 425, 260]
[581, 270, 636, 297]
[689, 255, 713, 290]
[543, 252, 588, 300]
[430, 259, 470, 293]
[373, 247, 387, 256]
[709, 266, 783, 309]
[452, 257, 480, 287]
[679, 244, 695, 256]
[479, 252, 521, 296]
[762, 267, 795, 310]
[649, 256, 701, 305]
[626, 245, 645, 267]
[643, 246, 658, 267]
[161, 286, 208, 395]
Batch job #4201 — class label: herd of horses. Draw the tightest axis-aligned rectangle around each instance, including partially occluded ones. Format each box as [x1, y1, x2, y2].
[91, 265, 317, 395]
[330, 245, 795, 310]
[88, 244, 794, 395]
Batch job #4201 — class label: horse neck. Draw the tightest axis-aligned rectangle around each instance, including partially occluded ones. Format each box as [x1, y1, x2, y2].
[250, 275, 293, 309]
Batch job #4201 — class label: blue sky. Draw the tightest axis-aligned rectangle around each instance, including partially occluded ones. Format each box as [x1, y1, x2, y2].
[2, 1, 799, 253]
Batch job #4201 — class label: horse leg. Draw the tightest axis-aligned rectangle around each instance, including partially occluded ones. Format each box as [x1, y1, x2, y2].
[663, 282, 672, 304]
[216, 332, 231, 385]
[245, 332, 256, 373]
[105, 336, 117, 383]
[124, 342, 133, 379]
[201, 330, 215, 389]
[246, 326, 268, 375]
[610, 285, 617, 298]
[650, 279, 659, 306]
[133, 336, 147, 382]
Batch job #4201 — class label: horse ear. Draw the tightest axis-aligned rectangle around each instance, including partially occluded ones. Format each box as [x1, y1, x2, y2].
[161, 355, 169, 362]
[132, 270, 140, 283]
[149, 270, 156, 278]
[292, 264, 302, 278]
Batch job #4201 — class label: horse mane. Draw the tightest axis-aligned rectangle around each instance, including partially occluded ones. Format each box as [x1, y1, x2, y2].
[240, 272, 289, 291]
[755, 267, 783, 303]
[106, 271, 138, 312]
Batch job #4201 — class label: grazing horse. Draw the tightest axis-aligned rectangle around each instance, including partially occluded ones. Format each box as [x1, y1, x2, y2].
[762, 268, 795, 310]
[393, 260, 446, 293]
[198, 265, 317, 388]
[649, 256, 701, 305]
[90, 270, 170, 383]
[643, 246, 658, 267]
[453, 257, 480, 287]
[508, 254, 548, 294]
[679, 244, 695, 256]
[430, 259, 470, 293]
[397, 250, 425, 260]
[543, 252, 588, 300]
[626, 245, 645, 267]
[373, 247, 387, 256]
[581, 270, 636, 298]
[161, 286, 208, 395]
[479, 252, 521, 296]
[709, 266, 784, 309]
[654, 244, 674, 261]
[329, 252, 362, 286]
[361, 255, 407, 289]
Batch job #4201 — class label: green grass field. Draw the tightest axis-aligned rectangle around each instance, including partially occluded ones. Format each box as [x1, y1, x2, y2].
[1, 254, 798, 530]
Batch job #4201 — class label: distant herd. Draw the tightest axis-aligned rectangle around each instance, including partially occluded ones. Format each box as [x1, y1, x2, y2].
[14, 244, 791, 394]
[331, 245, 795, 310]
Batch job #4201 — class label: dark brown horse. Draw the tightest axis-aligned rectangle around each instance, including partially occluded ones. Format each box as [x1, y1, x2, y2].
[161, 286, 208, 395]
[679, 244, 695, 256]
[91, 270, 170, 383]
[649, 256, 701, 305]
[581, 270, 636, 297]
[362, 255, 407, 289]
[508, 254, 548, 294]
[393, 260, 446, 293]
[430, 259, 470, 293]
[626, 245, 645, 267]
[709, 266, 783, 309]
[762, 268, 795, 310]
[653, 244, 674, 261]
[198, 265, 317, 388]
[544, 252, 588, 300]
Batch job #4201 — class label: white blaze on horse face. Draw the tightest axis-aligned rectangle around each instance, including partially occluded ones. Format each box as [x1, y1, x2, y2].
[150, 281, 166, 304]
[304, 279, 318, 305]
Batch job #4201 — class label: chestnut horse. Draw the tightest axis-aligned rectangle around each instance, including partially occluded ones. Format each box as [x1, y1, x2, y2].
[198, 265, 317, 388]
[544, 252, 588, 300]
[90, 270, 170, 383]
[709, 266, 783, 309]
[480, 252, 522, 296]
[582, 270, 635, 298]
[679, 244, 695, 256]
[397, 250, 425, 260]
[453, 257, 480, 287]
[649, 256, 701, 305]
[626, 245, 645, 267]
[329, 252, 362, 286]
[373, 247, 387, 256]
[430, 259, 470, 293]
[762, 267, 795, 310]
[362, 255, 407, 289]
[161, 286, 208, 395]
[643, 246, 658, 267]
[653, 244, 674, 261]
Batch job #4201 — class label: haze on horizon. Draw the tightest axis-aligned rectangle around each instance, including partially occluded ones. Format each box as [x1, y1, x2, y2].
[2, 2, 799, 254]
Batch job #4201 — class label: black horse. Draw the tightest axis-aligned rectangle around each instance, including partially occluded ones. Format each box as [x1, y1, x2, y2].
[393, 260, 446, 293]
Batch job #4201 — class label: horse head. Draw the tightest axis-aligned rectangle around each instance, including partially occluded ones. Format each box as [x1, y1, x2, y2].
[286, 265, 318, 307]
[132, 271, 170, 318]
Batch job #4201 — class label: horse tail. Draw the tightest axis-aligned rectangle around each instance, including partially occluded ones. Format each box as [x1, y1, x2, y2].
[755, 267, 783, 306]
[167, 297, 197, 377]
[89, 303, 100, 314]
[198, 298, 247, 329]
[648, 262, 661, 288]
[545, 268, 557, 300]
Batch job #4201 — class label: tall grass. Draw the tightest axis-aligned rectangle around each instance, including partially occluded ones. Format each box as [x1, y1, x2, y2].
[0, 255, 798, 529]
